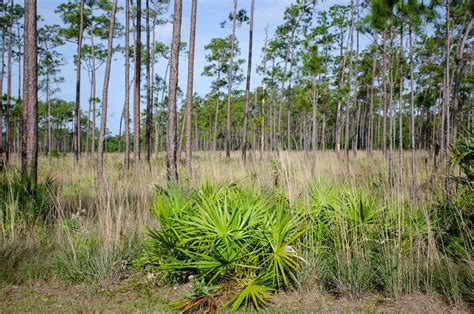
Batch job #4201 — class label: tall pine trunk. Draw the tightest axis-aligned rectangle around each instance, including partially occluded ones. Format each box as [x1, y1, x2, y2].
[166, 0, 182, 182]
[367, 34, 377, 156]
[185, 0, 198, 174]
[134, 0, 142, 173]
[409, 25, 416, 196]
[22, 0, 38, 185]
[241, 0, 255, 161]
[124, 0, 131, 176]
[5, 1, 12, 165]
[74, 0, 84, 163]
[97, 0, 118, 187]
[226, 0, 238, 158]
[398, 23, 404, 189]
[382, 30, 388, 157]
[0, 32, 5, 164]
[145, 0, 152, 163]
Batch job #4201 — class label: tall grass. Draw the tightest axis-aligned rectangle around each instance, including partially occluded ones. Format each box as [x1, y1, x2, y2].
[0, 150, 472, 309]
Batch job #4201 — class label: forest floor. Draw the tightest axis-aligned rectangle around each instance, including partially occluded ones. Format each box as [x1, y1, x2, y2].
[1, 275, 468, 313]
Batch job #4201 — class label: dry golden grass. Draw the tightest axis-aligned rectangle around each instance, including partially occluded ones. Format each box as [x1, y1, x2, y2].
[7, 150, 431, 244]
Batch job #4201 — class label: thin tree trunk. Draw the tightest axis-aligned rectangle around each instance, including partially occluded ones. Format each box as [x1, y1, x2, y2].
[90, 33, 97, 155]
[226, 0, 238, 158]
[86, 77, 92, 154]
[97, 0, 118, 187]
[242, 0, 257, 163]
[185, 0, 198, 174]
[351, 0, 360, 156]
[134, 0, 142, 173]
[22, 0, 38, 185]
[321, 85, 327, 152]
[443, 0, 451, 193]
[382, 30, 388, 157]
[241, 0, 254, 162]
[145, 0, 152, 163]
[409, 25, 416, 197]
[177, 115, 185, 159]
[344, 2, 355, 159]
[74, 0, 84, 163]
[46, 73, 51, 157]
[150, 14, 156, 159]
[124, 0, 131, 176]
[261, 25, 269, 156]
[451, 18, 473, 144]
[389, 29, 395, 188]
[0, 32, 4, 164]
[155, 61, 170, 157]
[311, 76, 319, 152]
[166, 0, 182, 182]
[5, 2, 12, 165]
[398, 22, 404, 189]
[367, 33, 377, 156]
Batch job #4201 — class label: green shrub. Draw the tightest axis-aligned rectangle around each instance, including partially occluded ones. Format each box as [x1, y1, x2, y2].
[140, 183, 306, 311]
[305, 182, 473, 303]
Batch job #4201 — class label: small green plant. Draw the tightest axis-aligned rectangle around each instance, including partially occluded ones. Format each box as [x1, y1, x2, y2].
[228, 276, 272, 312]
[175, 279, 220, 313]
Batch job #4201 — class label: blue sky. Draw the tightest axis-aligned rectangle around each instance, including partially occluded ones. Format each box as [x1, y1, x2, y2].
[12, 0, 341, 134]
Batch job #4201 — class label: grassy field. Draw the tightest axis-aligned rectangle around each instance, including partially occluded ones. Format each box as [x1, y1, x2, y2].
[1, 151, 472, 312]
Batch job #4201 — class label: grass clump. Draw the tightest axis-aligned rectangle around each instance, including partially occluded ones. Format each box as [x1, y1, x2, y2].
[139, 183, 305, 311]
[55, 234, 140, 283]
[0, 170, 57, 232]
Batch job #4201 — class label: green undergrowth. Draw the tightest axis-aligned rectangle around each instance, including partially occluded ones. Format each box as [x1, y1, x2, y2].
[137, 181, 473, 312]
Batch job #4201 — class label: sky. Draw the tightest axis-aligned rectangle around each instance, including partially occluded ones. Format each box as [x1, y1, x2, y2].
[11, 0, 342, 135]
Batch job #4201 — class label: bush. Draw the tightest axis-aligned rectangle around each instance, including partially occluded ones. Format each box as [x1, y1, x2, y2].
[305, 183, 473, 303]
[140, 183, 306, 311]
[0, 170, 57, 231]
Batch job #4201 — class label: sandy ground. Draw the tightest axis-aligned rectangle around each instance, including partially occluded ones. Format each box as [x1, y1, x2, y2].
[1, 274, 470, 313]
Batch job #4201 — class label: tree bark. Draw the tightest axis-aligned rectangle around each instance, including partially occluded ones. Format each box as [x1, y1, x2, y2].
[0, 32, 5, 164]
[145, 0, 152, 163]
[451, 17, 473, 142]
[134, 0, 142, 173]
[388, 29, 395, 188]
[344, 2, 355, 159]
[166, 0, 182, 182]
[124, 0, 131, 176]
[185, 0, 198, 174]
[409, 25, 416, 197]
[22, 0, 38, 185]
[382, 30, 388, 157]
[74, 0, 84, 163]
[97, 0, 118, 188]
[443, 0, 451, 193]
[260, 25, 269, 156]
[398, 22, 404, 189]
[226, 0, 238, 158]
[91, 31, 97, 154]
[241, 0, 254, 162]
[367, 33, 377, 156]
[5, 0, 12, 165]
